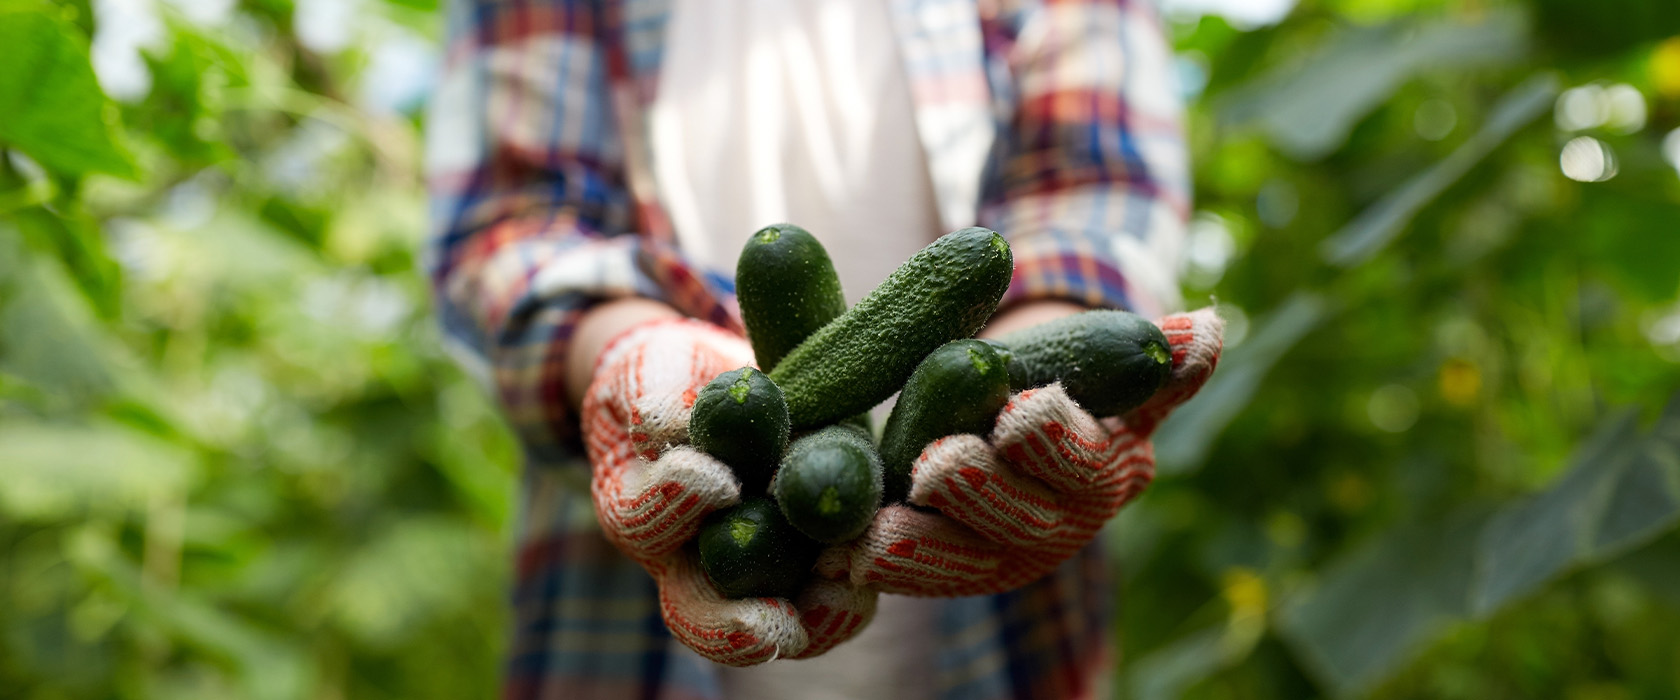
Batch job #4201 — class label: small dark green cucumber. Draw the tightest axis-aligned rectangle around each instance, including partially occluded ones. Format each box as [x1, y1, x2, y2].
[688, 367, 791, 494]
[696, 497, 819, 599]
[878, 339, 1013, 503]
[773, 424, 884, 544]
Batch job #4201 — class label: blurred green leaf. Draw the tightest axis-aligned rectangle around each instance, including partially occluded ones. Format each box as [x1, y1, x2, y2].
[7, 201, 124, 317]
[66, 526, 312, 700]
[1129, 626, 1242, 700]
[327, 517, 499, 648]
[152, 594, 313, 700]
[1276, 506, 1492, 698]
[1320, 74, 1560, 267]
[1593, 440, 1680, 549]
[0, 4, 136, 178]
[1274, 395, 1680, 697]
[136, 32, 236, 165]
[421, 405, 516, 526]
[1472, 396, 1680, 615]
[1469, 412, 1638, 613]
[1217, 11, 1527, 160]
[0, 233, 120, 405]
[0, 420, 195, 519]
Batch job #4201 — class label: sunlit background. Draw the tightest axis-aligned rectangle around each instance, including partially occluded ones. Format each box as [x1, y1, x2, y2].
[3, 0, 1679, 698]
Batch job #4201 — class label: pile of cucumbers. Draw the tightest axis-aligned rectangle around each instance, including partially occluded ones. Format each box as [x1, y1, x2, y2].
[689, 224, 1174, 599]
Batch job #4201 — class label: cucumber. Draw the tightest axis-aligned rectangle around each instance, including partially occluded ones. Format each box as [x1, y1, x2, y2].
[735, 223, 872, 431]
[878, 339, 1013, 503]
[980, 338, 1028, 393]
[736, 223, 847, 372]
[770, 227, 1014, 429]
[999, 309, 1172, 417]
[773, 424, 883, 544]
[689, 367, 791, 494]
[696, 496, 819, 599]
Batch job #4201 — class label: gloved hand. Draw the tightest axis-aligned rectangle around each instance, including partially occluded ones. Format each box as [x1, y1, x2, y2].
[580, 318, 878, 666]
[817, 308, 1224, 597]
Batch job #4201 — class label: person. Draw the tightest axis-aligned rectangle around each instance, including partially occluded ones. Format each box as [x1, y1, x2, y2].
[425, 0, 1221, 697]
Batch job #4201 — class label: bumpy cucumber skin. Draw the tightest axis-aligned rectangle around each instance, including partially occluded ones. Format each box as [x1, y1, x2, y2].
[773, 424, 883, 544]
[770, 227, 1014, 429]
[696, 497, 819, 599]
[879, 340, 1013, 503]
[689, 367, 791, 494]
[737, 224, 848, 373]
[999, 309, 1172, 417]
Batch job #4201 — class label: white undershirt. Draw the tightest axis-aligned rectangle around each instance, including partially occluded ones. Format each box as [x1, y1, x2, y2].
[650, 0, 942, 305]
[650, 1, 944, 698]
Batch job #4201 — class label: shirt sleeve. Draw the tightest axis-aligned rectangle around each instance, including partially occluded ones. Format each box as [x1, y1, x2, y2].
[425, 0, 736, 467]
[978, 0, 1191, 318]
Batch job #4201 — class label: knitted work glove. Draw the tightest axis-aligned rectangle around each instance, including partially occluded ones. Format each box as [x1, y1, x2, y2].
[581, 318, 877, 666]
[818, 308, 1224, 597]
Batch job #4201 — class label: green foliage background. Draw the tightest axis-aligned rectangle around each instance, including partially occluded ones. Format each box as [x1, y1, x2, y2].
[1, 0, 1678, 698]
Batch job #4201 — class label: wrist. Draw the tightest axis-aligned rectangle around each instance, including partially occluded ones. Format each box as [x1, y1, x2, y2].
[567, 297, 683, 409]
[980, 300, 1086, 339]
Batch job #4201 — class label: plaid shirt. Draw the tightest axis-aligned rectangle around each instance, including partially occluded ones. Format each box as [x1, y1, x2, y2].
[425, 1, 1188, 697]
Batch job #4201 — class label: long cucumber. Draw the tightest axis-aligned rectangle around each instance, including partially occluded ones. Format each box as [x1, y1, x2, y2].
[999, 309, 1172, 417]
[770, 227, 1014, 429]
[877, 339, 1013, 503]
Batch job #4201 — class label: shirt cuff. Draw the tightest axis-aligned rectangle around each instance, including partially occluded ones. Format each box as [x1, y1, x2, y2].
[434, 215, 739, 468]
[986, 190, 1185, 319]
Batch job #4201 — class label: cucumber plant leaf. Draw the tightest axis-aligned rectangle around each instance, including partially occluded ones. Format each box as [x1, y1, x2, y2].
[0, 4, 137, 178]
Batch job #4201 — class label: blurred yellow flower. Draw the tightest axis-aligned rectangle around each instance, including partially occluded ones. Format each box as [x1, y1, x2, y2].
[1439, 357, 1482, 407]
[1653, 37, 1680, 98]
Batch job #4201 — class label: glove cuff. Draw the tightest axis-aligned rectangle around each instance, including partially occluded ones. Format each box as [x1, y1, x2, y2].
[592, 315, 746, 377]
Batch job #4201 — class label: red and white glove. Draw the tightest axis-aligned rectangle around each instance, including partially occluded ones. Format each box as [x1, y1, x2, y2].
[818, 308, 1224, 597]
[581, 318, 877, 666]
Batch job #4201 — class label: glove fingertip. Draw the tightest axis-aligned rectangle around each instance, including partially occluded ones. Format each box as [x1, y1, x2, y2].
[658, 555, 810, 666]
[789, 579, 878, 658]
[1122, 307, 1227, 433]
